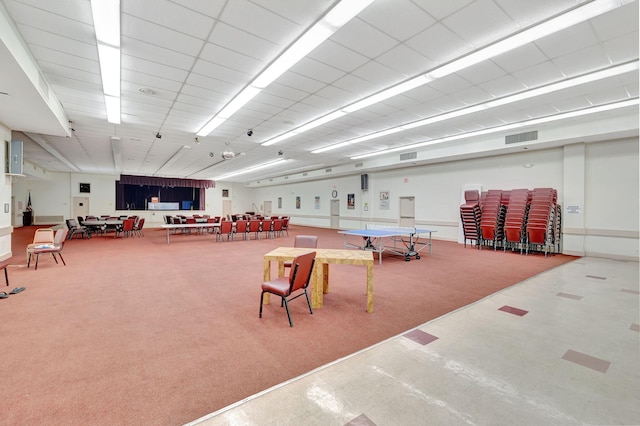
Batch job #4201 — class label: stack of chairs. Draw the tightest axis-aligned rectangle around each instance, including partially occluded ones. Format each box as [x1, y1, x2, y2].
[503, 189, 530, 253]
[460, 190, 482, 248]
[479, 190, 506, 250]
[525, 188, 557, 256]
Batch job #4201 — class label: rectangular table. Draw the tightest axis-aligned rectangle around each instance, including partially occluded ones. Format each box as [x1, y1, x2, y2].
[263, 247, 374, 313]
[339, 227, 435, 264]
[160, 223, 219, 244]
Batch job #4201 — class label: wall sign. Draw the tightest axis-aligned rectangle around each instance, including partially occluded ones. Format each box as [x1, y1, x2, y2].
[79, 183, 91, 193]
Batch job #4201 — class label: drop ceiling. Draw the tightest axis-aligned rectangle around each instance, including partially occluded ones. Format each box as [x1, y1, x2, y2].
[0, 0, 637, 183]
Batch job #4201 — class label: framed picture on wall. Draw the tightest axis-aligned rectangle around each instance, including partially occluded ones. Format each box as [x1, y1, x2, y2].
[79, 183, 91, 193]
[222, 189, 229, 197]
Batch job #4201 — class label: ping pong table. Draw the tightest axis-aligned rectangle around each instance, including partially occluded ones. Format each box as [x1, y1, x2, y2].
[339, 226, 435, 264]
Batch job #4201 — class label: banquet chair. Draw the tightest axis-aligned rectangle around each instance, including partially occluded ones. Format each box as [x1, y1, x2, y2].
[271, 219, 283, 238]
[26, 228, 55, 261]
[259, 251, 316, 327]
[248, 220, 262, 240]
[66, 218, 89, 239]
[217, 220, 234, 241]
[133, 218, 145, 237]
[261, 219, 273, 239]
[234, 219, 248, 240]
[284, 235, 318, 269]
[281, 217, 290, 236]
[28, 228, 68, 270]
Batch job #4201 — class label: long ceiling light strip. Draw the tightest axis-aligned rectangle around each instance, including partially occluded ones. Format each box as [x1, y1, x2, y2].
[212, 159, 288, 181]
[262, 0, 627, 147]
[196, 0, 375, 137]
[350, 98, 639, 160]
[91, 0, 121, 124]
[311, 61, 639, 153]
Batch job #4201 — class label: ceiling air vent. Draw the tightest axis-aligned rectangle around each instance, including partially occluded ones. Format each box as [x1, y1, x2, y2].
[302, 172, 308, 176]
[284, 176, 289, 180]
[325, 168, 332, 173]
[355, 162, 363, 168]
[400, 152, 417, 161]
[505, 131, 538, 144]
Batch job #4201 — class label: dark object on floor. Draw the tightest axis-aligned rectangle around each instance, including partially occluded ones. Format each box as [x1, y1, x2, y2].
[9, 287, 25, 294]
[0, 260, 10, 286]
[0, 291, 8, 299]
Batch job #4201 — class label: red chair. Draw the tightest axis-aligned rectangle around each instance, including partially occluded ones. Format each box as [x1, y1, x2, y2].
[217, 220, 234, 241]
[271, 219, 283, 238]
[284, 235, 318, 269]
[259, 251, 316, 327]
[234, 220, 248, 240]
[248, 220, 262, 240]
[261, 219, 273, 239]
[133, 218, 145, 237]
[281, 217, 290, 236]
[118, 218, 135, 238]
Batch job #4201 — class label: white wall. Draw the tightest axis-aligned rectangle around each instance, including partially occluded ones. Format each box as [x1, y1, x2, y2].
[0, 122, 13, 259]
[6, 137, 639, 260]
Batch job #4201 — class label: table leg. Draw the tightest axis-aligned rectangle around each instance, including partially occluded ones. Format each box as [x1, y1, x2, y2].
[322, 263, 329, 294]
[366, 261, 374, 313]
[311, 263, 323, 309]
[166, 228, 170, 244]
[262, 259, 271, 305]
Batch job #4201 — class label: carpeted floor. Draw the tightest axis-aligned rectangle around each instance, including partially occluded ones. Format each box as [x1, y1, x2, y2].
[0, 225, 576, 425]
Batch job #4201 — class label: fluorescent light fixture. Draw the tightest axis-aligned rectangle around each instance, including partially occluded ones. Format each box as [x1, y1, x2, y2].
[111, 136, 121, 171]
[262, 0, 627, 148]
[351, 98, 639, 160]
[104, 95, 120, 124]
[212, 159, 288, 181]
[156, 145, 191, 174]
[196, 0, 375, 137]
[90, 0, 120, 47]
[91, 0, 121, 124]
[97, 44, 120, 97]
[313, 61, 638, 153]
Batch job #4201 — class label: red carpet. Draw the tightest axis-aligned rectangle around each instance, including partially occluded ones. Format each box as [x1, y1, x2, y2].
[0, 225, 576, 425]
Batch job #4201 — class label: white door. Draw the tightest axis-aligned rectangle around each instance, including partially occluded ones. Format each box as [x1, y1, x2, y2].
[222, 199, 232, 219]
[399, 196, 415, 227]
[263, 200, 272, 216]
[330, 199, 340, 229]
[72, 197, 90, 220]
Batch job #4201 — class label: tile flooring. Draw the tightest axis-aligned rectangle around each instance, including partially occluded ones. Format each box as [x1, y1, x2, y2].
[188, 257, 640, 426]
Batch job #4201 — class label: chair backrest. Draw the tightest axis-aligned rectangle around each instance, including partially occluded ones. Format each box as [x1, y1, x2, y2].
[77, 216, 85, 225]
[235, 220, 248, 232]
[136, 218, 145, 230]
[54, 228, 68, 244]
[248, 220, 261, 232]
[288, 251, 316, 293]
[67, 218, 79, 229]
[122, 218, 135, 231]
[282, 217, 289, 228]
[33, 228, 55, 244]
[220, 220, 233, 233]
[262, 219, 272, 230]
[294, 235, 318, 249]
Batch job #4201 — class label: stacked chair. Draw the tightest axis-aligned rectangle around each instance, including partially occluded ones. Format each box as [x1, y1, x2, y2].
[459, 190, 482, 248]
[503, 189, 530, 254]
[525, 188, 558, 256]
[479, 190, 506, 250]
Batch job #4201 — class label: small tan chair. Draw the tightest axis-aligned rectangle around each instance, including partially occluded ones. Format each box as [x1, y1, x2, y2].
[284, 235, 318, 269]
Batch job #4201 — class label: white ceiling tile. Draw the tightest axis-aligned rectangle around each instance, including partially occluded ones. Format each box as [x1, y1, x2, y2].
[552, 44, 613, 77]
[122, 15, 204, 56]
[290, 57, 345, 85]
[410, 0, 474, 20]
[122, 37, 196, 71]
[491, 43, 549, 73]
[376, 44, 436, 78]
[122, 0, 215, 39]
[277, 72, 327, 95]
[199, 42, 263, 74]
[121, 54, 189, 82]
[511, 61, 565, 88]
[494, 0, 578, 27]
[121, 69, 185, 94]
[208, 22, 279, 62]
[309, 40, 370, 73]
[406, 23, 471, 65]
[479, 74, 527, 98]
[442, 0, 517, 48]
[191, 58, 251, 86]
[603, 32, 640, 64]
[350, 60, 404, 89]
[590, 1, 639, 41]
[360, 0, 436, 41]
[456, 60, 506, 85]
[330, 18, 398, 59]
[535, 22, 599, 60]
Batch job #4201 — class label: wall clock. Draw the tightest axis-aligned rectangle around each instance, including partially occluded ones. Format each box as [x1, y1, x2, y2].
[331, 190, 338, 198]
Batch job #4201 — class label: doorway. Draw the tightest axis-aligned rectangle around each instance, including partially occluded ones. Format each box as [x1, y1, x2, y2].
[330, 199, 340, 229]
[263, 200, 272, 217]
[222, 199, 232, 219]
[399, 196, 415, 227]
[72, 197, 90, 220]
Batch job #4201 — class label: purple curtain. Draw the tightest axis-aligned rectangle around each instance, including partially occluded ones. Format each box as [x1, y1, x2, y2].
[119, 174, 215, 189]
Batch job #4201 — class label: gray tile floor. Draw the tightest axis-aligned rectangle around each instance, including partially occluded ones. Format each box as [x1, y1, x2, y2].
[188, 257, 640, 426]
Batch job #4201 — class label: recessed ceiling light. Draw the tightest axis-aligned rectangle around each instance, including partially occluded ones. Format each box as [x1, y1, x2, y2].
[138, 87, 156, 95]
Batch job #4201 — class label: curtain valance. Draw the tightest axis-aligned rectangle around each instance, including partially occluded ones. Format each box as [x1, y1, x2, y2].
[119, 174, 215, 189]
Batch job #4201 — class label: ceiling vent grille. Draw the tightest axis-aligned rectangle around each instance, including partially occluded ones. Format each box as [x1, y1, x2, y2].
[505, 131, 538, 144]
[400, 152, 417, 161]
[302, 172, 308, 176]
[355, 162, 363, 168]
[284, 176, 289, 180]
[325, 168, 332, 173]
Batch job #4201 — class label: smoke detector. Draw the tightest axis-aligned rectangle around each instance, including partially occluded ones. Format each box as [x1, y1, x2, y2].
[222, 151, 235, 160]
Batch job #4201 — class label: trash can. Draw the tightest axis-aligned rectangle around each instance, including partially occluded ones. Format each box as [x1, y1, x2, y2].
[23, 210, 32, 226]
